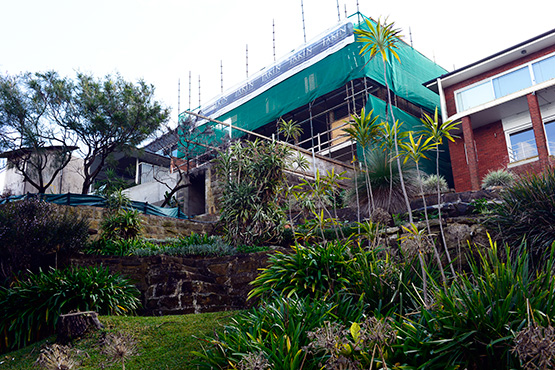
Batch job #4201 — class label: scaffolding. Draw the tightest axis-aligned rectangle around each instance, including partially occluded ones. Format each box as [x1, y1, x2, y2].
[178, 13, 451, 182]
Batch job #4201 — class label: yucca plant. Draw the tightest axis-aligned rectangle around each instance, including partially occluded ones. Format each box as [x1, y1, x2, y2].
[420, 173, 448, 194]
[0, 266, 140, 352]
[481, 168, 516, 188]
[216, 139, 290, 246]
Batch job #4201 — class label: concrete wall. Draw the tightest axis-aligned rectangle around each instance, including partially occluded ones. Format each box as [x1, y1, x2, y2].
[1, 156, 84, 195]
[124, 171, 180, 205]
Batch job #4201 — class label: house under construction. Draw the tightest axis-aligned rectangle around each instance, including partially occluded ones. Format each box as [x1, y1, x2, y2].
[169, 14, 450, 216]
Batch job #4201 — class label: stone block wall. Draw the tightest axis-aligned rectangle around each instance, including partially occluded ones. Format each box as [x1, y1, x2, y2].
[60, 205, 214, 239]
[70, 251, 272, 316]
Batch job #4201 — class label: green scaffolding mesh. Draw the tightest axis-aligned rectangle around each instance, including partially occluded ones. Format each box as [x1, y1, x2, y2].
[178, 13, 450, 180]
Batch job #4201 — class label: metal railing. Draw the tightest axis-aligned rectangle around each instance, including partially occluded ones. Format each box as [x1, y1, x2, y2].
[508, 138, 538, 162]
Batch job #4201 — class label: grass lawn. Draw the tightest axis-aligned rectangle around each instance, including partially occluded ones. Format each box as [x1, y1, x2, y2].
[0, 311, 239, 370]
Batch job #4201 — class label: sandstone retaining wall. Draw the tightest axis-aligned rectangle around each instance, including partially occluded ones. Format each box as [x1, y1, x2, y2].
[70, 251, 271, 316]
[61, 205, 215, 239]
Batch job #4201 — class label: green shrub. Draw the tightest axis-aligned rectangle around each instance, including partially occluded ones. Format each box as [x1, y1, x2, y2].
[0, 266, 140, 352]
[489, 168, 555, 265]
[392, 239, 555, 369]
[481, 168, 515, 188]
[345, 149, 418, 214]
[193, 294, 365, 370]
[0, 199, 89, 284]
[100, 209, 142, 240]
[216, 139, 289, 246]
[420, 173, 448, 194]
[84, 238, 157, 256]
[132, 235, 236, 257]
[249, 241, 353, 300]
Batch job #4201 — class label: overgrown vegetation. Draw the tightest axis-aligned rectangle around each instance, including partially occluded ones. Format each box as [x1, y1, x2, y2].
[489, 166, 555, 266]
[0, 266, 140, 353]
[216, 139, 290, 246]
[0, 199, 89, 285]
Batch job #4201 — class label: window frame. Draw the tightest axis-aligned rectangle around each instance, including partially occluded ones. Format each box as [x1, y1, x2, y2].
[454, 51, 555, 113]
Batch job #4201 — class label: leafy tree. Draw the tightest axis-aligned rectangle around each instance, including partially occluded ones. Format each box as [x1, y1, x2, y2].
[0, 72, 76, 193]
[58, 72, 170, 194]
[0, 71, 170, 195]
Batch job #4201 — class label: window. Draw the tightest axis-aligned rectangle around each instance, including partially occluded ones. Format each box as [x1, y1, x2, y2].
[492, 67, 532, 98]
[545, 120, 555, 155]
[509, 128, 538, 162]
[533, 55, 555, 84]
[456, 81, 494, 111]
[454, 52, 555, 113]
[139, 163, 154, 184]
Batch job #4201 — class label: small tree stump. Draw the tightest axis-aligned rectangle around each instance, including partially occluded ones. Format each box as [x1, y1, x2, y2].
[56, 311, 105, 344]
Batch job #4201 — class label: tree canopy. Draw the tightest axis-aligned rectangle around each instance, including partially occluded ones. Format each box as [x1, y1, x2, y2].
[0, 71, 170, 194]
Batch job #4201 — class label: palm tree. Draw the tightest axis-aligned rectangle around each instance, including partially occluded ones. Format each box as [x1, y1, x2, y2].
[420, 108, 460, 276]
[355, 17, 413, 223]
[378, 119, 408, 211]
[344, 108, 380, 217]
[278, 118, 303, 145]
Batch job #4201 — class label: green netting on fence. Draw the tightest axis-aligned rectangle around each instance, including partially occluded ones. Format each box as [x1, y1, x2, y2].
[0, 193, 188, 219]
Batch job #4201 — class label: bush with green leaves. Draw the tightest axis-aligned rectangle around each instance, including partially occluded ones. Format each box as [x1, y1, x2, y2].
[420, 173, 448, 194]
[391, 239, 555, 369]
[0, 199, 89, 284]
[481, 168, 516, 188]
[84, 238, 157, 256]
[249, 240, 420, 315]
[249, 241, 354, 300]
[216, 139, 290, 246]
[489, 167, 555, 265]
[100, 209, 142, 240]
[193, 294, 365, 370]
[0, 266, 140, 352]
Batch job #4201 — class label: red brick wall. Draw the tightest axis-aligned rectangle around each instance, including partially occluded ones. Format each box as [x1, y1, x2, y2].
[450, 121, 509, 191]
[444, 45, 555, 116]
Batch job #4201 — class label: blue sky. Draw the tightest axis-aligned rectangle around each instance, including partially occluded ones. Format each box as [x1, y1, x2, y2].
[1, 0, 553, 126]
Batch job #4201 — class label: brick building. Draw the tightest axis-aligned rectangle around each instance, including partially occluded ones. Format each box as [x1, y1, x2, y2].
[426, 28, 555, 192]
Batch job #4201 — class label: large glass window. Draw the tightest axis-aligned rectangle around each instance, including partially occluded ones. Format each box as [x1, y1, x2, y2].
[533, 55, 555, 84]
[454, 52, 555, 113]
[492, 67, 532, 98]
[509, 128, 538, 162]
[456, 81, 494, 111]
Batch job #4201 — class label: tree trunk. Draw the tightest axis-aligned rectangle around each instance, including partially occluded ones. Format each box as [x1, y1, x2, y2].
[56, 311, 104, 344]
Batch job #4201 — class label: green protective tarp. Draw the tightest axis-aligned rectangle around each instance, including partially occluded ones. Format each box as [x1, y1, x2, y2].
[0, 193, 189, 220]
[198, 14, 446, 141]
[179, 14, 451, 181]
